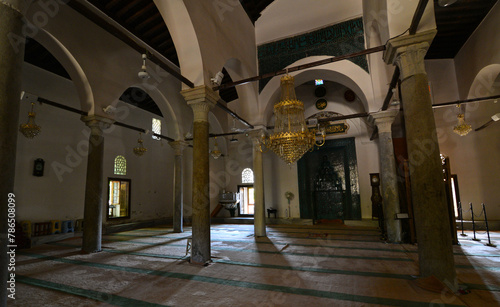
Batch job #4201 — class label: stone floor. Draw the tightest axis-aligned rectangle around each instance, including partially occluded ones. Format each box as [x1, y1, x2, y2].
[10, 224, 500, 306]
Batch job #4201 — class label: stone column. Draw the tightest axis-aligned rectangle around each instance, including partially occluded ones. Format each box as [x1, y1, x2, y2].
[0, 1, 32, 305]
[181, 86, 218, 264]
[169, 140, 188, 233]
[81, 115, 113, 253]
[370, 109, 402, 243]
[384, 30, 456, 287]
[251, 131, 266, 237]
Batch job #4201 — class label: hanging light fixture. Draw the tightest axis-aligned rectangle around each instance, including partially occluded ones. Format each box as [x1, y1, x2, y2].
[453, 113, 472, 136]
[138, 53, 150, 79]
[133, 133, 148, 156]
[260, 75, 325, 164]
[19, 102, 41, 139]
[210, 137, 222, 159]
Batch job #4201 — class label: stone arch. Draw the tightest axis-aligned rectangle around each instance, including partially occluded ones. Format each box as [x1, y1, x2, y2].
[129, 84, 182, 140]
[259, 56, 374, 124]
[154, 0, 204, 88]
[33, 28, 93, 112]
[221, 57, 259, 124]
[467, 64, 500, 99]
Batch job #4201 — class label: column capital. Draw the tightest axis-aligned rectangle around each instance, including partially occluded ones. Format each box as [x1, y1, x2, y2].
[0, 0, 33, 15]
[383, 29, 436, 80]
[370, 109, 399, 133]
[81, 115, 114, 136]
[169, 140, 189, 156]
[248, 127, 267, 147]
[181, 85, 219, 122]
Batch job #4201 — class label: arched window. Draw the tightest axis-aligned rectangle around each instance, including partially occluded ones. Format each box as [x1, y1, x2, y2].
[242, 168, 254, 184]
[152, 118, 161, 140]
[114, 155, 126, 175]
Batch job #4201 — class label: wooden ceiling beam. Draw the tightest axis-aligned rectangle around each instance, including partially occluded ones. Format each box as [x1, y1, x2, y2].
[135, 14, 162, 32]
[124, 2, 155, 24]
[115, 0, 143, 20]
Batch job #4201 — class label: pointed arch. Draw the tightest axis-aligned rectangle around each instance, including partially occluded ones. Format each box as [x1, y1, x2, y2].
[129, 83, 182, 140]
[33, 28, 93, 112]
[259, 57, 374, 124]
[467, 64, 500, 99]
[154, 0, 204, 88]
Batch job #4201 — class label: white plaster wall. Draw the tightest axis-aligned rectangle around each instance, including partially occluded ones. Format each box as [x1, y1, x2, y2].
[104, 101, 174, 222]
[263, 154, 300, 218]
[256, 0, 362, 45]
[455, 2, 500, 100]
[15, 64, 86, 222]
[425, 59, 460, 104]
[434, 101, 500, 221]
[15, 64, 177, 225]
[441, 1, 500, 221]
[355, 136, 380, 219]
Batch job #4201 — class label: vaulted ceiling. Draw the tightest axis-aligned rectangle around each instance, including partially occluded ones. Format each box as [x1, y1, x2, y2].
[23, 0, 498, 115]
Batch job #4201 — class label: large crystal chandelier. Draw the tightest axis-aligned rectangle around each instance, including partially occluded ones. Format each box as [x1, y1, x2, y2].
[19, 102, 41, 139]
[261, 75, 324, 164]
[453, 113, 472, 136]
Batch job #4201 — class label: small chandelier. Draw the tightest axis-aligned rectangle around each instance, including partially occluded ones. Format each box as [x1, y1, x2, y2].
[133, 133, 148, 156]
[19, 102, 41, 139]
[453, 113, 472, 136]
[260, 75, 325, 164]
[210, 137, 222, 159]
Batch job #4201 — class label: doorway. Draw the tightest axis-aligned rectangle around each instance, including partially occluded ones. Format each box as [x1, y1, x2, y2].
[298, 138, 361, 221]
[238, 185, 254, 216]
[107, 178, 131, 219]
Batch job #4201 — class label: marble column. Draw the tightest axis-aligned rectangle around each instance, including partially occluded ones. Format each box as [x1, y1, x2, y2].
[251, 131, 266, 237]
[384, 30, 456, 287]
[0, 1, 32, 305]
[81, 115, 114, 253]
[181, 86, 218, 264]
[370, 109, 402, 243]
[169, 140, 188, 233]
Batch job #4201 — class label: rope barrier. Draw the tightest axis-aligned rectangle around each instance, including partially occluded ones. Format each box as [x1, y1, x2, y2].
[470, 203, 480, 241]
[473, 205, 485, 218]
[465, 202, 496, 247]
[459, 202, 467, 237]
[483, 203, 496, 247]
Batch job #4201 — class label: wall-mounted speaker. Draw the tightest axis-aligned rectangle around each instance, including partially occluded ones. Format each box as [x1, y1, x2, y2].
[33, 158, 44, 177]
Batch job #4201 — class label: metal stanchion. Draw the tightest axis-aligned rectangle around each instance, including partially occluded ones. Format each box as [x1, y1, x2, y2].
[459, 202, 467, 237]
[482, 203, 496, 247]
[471, 203, 481, 241]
